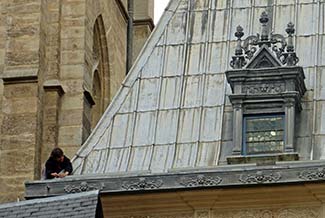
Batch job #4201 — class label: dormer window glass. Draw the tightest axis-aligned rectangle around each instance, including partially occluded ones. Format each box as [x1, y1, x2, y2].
[244, 114, 284, 155]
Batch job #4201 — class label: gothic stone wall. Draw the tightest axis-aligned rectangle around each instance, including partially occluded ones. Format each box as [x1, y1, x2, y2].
[0, 0, 152, 203]
[0, 0, 41, 203]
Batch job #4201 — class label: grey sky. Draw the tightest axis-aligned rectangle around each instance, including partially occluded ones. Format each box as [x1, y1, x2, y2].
[154, 0, 170, 24]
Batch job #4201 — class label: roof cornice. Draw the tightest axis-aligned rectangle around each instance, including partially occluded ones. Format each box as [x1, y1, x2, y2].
[25, 161, 325, 199]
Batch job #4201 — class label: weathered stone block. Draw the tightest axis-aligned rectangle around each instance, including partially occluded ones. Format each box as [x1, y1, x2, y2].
[60, 50, 84, 65]
[61, 38, 84, 51]
[61, 17, 85, 27]
[0, 175, 33, 202]
[3, 83, 37, 98]
[60, 94, 83, 110]
[0, 152, 16, 176]
[1, 113, 37, 135]
[15, 148, 36, 173]
[6, 51, 39, 66]
[59, 109, 83, 126]
[0, 149, 34, 176]
[61, 1, 85, 17]
[58, 126, 83, 146]
[0, 134, 35, 150]
[2, 97, 37, 114]
[5, 1, 40, 14]
[61, 79, 83, 94]
[60, 27, 85, 39]
[60, 65, 84, 79]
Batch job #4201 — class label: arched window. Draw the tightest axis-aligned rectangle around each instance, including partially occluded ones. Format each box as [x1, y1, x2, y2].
[91, 70, 102, 129]
[91, 15, 110, 129]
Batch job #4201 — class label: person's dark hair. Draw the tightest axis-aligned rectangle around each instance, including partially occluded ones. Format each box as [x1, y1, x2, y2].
[51, 147, 64, 159]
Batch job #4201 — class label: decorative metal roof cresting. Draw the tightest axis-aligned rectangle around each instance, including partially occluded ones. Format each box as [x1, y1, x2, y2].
[230, 11, 299, 69]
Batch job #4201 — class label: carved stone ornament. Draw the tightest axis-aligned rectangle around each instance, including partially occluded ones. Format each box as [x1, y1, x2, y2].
[239, 171, 281, 184]
[242, 83, 285, 95]
[230, 11, 299, 69]
[299, 168, 325, 180]
[121, 177, 163, 190]
[212, 207, 320, 218]
[64, 181, 105, 193]
[179, 174, 222, 187]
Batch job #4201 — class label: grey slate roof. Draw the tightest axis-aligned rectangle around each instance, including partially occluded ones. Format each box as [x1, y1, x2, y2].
[72, 0, 325, 175]
[0, 191, 101, 218]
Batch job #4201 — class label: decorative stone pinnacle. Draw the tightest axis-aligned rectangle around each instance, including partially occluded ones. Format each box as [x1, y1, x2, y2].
[284, 22, 297, 64]
[286, 22, 295, 35]
[235, 25, 244, 39]
[235, 25, 244, 56]
[259, 11, 269, 24]
[260, 11, 270, 41]
[230, 25, 246, 68]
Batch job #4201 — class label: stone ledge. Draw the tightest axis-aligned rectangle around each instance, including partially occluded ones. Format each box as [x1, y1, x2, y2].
[25, 160, 325, 199]
[134, 18, 155, 31]
[43, 80, 65, 96]
[1, 68, 38, 84]
[226, 153, 299, 165]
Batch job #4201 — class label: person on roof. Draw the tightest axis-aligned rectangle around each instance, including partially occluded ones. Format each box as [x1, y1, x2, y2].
[45, 147, 73, 179]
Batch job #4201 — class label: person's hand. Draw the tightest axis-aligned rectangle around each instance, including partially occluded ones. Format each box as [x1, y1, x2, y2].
[51, 173, 59, 178]
[58, 172, 66, 178]
[58, 172, 69, 178]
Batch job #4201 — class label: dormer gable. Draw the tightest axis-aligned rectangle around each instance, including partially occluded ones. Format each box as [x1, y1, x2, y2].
[245, 45, 282, 69]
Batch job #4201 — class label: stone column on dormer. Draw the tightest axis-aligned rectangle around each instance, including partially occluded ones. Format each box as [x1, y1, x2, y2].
[232, 101, 243, 155]
[284, 98, 296, 153]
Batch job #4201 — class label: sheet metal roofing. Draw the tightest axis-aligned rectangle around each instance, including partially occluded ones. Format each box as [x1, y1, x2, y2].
[0, 191, 101, 218]
[72, 0, 325, 175]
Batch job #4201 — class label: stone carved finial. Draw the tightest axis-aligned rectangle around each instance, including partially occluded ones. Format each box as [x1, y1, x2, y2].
[286, 22, 295, 52]
[230, 25, 246, 69]
[282, 22, 299, 66]
[235, 25, 244, 56]
[286, 22, 295, 35]
[259, 11, 269, 23]
[235, 25, 244, 39]
[260, 11, 269, 41]
[230, 12, 299, 69]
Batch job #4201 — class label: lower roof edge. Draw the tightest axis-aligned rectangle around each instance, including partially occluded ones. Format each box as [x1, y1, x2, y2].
[25, 160, 325, 199]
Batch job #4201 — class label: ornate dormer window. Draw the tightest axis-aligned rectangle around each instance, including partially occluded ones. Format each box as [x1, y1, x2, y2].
[226, 12, 306, 164]
[243, 114, 285, 155]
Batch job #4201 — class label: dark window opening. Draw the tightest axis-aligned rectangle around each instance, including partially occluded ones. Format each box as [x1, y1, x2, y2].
[243, 114, 285, 155]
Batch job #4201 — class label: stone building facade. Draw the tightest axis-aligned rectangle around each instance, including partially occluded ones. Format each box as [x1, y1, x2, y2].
[24, 0, 325, 218]
[0, 0, 154, 203]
